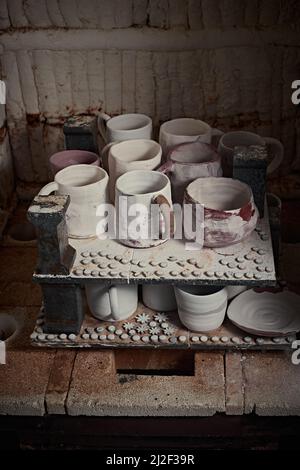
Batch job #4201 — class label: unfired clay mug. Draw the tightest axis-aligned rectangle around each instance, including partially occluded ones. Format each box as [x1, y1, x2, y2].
[38, 164, 109, 239]
[174, 285, 228, 332]
[115, 170, 174, 248]
[158, 141, 222, 203]
[159, 118, 223, 157]
[98, 112, 152, 170]
[142, 284, 177, 311]
[86, 283, 138, 322]
[218, 131, 284, 176]
[49, 150, 100, 175]
[107, 139, 162, 203]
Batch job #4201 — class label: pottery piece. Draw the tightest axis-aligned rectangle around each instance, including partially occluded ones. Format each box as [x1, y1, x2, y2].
[184, 177, 258, 247]
[39, 164, 109, 239]
[218, 131, 283, 177]
[86, 283, 138, 322]
[142, 284, 177, 311]
[227, 289, 300, 336]
[115, 170, 174, 248]
[108, 139, 162, 203]
[159, 141, 222, 203]
[98, 112, 152, 170]
[174, 285, 228, 332]
[49, 150, 100, 175]
[159, 118, 223, 157]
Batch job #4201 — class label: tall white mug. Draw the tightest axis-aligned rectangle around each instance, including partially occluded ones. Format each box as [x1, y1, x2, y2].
[38, 164, 109, 239]
[159, 118, 223, 158]
[98, 112, 153, 170]
[108, 139, 162, 203]
[86, 283, 138, 322]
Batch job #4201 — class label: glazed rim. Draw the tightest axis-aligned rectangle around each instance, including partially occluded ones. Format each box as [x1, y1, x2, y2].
[107, 113, 151, 131]
[161, 118, 210, 136]
[116, 170, 169, 196]
[168, 141, 220, 164]
[186, 177, 252, 211]
[110, 139, 161, 162]
[55, 164, 108, 189]
[50, 150, 98, 165]
[176, 285, 225, 296]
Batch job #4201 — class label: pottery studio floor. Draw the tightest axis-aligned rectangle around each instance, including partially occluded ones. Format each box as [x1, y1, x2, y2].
[0, 200, 300, 449]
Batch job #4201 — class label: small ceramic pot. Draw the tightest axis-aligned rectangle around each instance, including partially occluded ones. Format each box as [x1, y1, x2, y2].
[174, 285, 228, 332]
[142, 284, 177, 311]
[86, 283, 138, 322]
[218, 131, 283, 177]
[98, 112, 152, 171]
[107, 139, 162, 202]
[115, 170, 175, 248]
[159, 141, 222, 203]
[39, 164, 109, 239]
[184, 177, 258, 247]
[49, 150, 100, 175]
[159, 118, 223, 158]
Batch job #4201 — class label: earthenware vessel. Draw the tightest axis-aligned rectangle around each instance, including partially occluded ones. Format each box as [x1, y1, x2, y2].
[218, 131, 283, 177]
[39, 164, 109, 239]
[49, 150, 100, 175]
[158, 141, 222, 203]
[174, 285, 228, 332]
[115, 170, 174, 248]
[227, 289, 300, 336]
[98, 112, 152, 170]
[184, 177, 258, 247]
[159, 118, 223, 157]
[86, 283, 138, 322]
[142, 284, 177, 311]
[108, 139, 162, 203]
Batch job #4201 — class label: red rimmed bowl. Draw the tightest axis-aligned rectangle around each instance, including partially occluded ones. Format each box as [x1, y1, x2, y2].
[184, 177, 258, 247]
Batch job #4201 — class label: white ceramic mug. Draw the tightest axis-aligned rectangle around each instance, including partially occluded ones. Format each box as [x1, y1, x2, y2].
[115, 170, 175, 248]
[174, 285, 228, 332]
[218, 131, 284, 176]
[38, 164, 109, 239]
[107, 139, 162, 203]
[158, 141, 222, 203]
[142, 284, 177, 311]
[86, 283, 138, 322]
[159, 118, 223, 157]
[98, 112, 152, 170]
[174, 285, 248, 332]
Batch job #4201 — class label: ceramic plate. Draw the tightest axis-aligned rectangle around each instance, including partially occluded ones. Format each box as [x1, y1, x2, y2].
[227, 289, 300, 336]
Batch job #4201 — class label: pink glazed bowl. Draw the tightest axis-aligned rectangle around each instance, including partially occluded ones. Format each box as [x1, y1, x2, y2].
[49, 150, 100, 175]
[184, 177, 258, 247]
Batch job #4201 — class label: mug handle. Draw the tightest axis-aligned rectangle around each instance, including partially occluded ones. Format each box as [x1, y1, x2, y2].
[264, 137, 284, 175]
[97, 112, 111, 144]
[38, 181, 58, 196]
[211, 128, 224, 147]
[153, 194, 175, 239]
[109, 285, 119, 320]
[157, 159, 174, 175]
